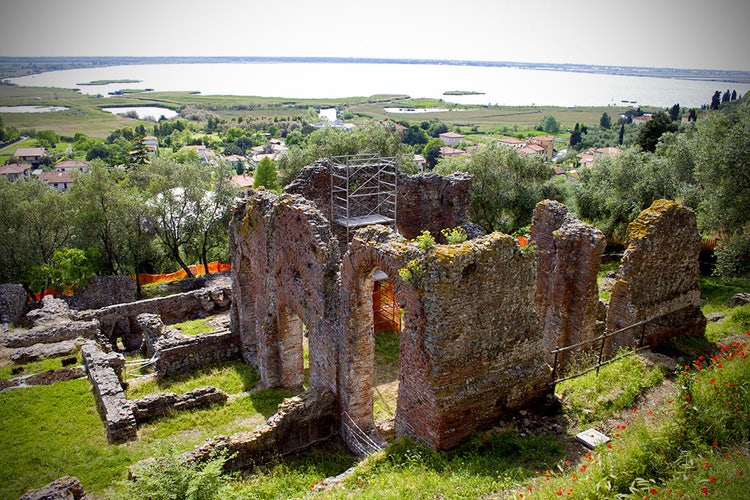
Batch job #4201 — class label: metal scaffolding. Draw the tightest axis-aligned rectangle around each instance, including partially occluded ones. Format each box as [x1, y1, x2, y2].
[330, 154, 398, 243]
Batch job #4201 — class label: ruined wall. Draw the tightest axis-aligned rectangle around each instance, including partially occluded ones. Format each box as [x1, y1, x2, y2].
[284, 163, 474, 244]
[606, 200, 706, 347]
[340, 226, 550, 450]
[182, 389, 336, 471]
[531, 200, 606, 368]
[230, 191, 341, 391]
[0, 283, 26, 325]
[131, 387, 228, 422]
[67, 275, 136, 311]
[75, 279, 231, 350]
[81, 343, 136, 443]
[154, 330, 241, 378]
[396, 172, 473, 240]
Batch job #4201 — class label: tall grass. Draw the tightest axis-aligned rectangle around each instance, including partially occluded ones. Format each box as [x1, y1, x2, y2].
[556, 350, 665, 427]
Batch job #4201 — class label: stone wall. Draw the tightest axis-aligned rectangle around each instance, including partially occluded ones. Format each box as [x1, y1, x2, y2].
[66, 275, 136, 311]
[606, 200, 706, 348]
[396, 172, 473, 241]
[81, 343, 136, 443]
[19, 475, 88, 500]
[1, 319, 100, 348]
[340, 226, 550, 450]
[531, 200, 606, 368]
[230, 191, 341, 391]
[0, 283, 26, 325]
[182, 389, 336, 471]
[131, 387, 228, 422]
[75, 277, 231, 350]
[154, 330, 241, 378]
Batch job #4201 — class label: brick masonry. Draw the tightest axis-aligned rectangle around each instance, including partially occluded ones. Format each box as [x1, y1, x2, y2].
[606, 200, 706, 348]
[531, 200, 606, 368]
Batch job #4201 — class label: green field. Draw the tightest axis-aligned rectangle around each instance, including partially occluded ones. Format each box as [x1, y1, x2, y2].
[1, 83, 638, 141]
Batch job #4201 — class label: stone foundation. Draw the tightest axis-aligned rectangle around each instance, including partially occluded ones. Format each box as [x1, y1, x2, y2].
[75, 277, 231, 349]
[132, 387, 228, 422]
[81, 343, 136, 443]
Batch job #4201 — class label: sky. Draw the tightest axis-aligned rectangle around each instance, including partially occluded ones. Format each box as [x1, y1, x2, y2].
[1, 0, 749, 71]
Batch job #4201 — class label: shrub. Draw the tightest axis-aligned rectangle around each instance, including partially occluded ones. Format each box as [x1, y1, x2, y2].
[413, 230, 435, 251]
[440, 226, 467, 244]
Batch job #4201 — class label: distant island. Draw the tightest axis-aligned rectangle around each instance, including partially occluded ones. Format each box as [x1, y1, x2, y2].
[2, 56, 750, 84]
[443, 90, 486, 96]
[77, 79, 142, 85]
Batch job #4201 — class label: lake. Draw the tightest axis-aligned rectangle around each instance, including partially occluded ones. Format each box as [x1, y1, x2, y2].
[8, 62, 750, 108]
[0, 105, 69, 113]
[102, 106, 178, 120]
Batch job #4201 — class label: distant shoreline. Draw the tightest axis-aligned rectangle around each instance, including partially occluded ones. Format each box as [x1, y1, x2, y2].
[2, 56, 750, 84]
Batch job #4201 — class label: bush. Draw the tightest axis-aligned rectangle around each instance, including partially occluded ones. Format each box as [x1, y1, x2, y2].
[121, 448, 229, 500]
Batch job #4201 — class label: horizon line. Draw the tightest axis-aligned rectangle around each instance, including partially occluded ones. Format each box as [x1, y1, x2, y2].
[2, 55, 750, 75]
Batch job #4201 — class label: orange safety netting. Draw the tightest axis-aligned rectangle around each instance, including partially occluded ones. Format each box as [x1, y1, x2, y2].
[134, 261, 231, 285]
[373, 279, 401, 334]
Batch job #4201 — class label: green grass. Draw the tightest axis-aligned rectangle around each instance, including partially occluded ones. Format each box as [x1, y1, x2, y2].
[374, 330, 400, 365]
[0, 375, 291, 499]
[126, 361, 259, 399]
[326, 432, 563, 499]
[556, 350, 665, 427]
[0, 352, 82, 381]
[172, 317, 213, 336]
[700, 275, 750, 314]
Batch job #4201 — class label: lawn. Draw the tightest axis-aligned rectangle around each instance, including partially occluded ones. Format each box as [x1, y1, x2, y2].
[0, 362, 290, 499]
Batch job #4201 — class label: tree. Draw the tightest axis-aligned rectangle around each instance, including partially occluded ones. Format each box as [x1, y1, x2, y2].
[731, 89, 738, 101]
[541, 115, 560, 134]
[0, 178, 74, 295]
[669, 103, 681, 122]
[600, 112, 612, 129]
[572, 149, 680, 240]
[635, 112, 677, 153]
[422, 138, 444, 170]
[35, 129, 58, 148]
[711, 91, 721, 110]
[69, 160, 129, 275]
[692, 97, 750, 275]
[688, 109, 697, 122]
[722, 89, 731, 104]
[570, 123, 584, 148]
[253, 157, 280, 191]
[435, 143, 551, 233]
[618, 123, 625, 145]
[402, 124, 428, 146]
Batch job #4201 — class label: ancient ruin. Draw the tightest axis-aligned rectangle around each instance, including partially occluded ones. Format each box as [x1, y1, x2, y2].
[606, 199, 707, 348]
[531, 200, 606, 368]
[0, 162, 708, 476]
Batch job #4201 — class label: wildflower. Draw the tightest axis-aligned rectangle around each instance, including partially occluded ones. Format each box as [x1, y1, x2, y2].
[712, 441, 718, 448]
[519, 494, 523, 498]
[556, 490, 562, 496]
[572, 473, 577, 479]
[709, 477, 716, 483]
[651, 488, 658, 495]
[701, 485, 709, 495]
[633, 407, 638, 413]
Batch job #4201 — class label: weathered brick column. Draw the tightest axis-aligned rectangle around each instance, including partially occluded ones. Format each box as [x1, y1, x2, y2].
[531, 200, 606, 368]
[606, 200, 706, 349]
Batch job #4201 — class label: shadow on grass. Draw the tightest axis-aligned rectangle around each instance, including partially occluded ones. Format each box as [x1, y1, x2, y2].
[248, 387, 295, 418]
